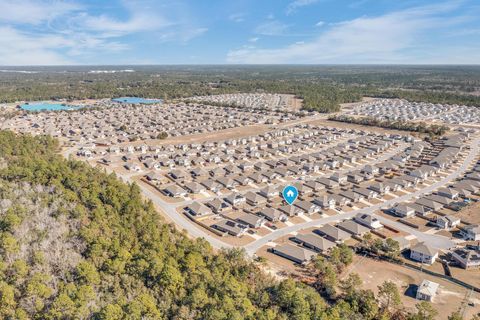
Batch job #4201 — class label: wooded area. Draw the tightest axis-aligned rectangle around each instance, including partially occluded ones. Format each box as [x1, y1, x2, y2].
[328, 115, 450, 137]
[0, 131, 471, 319]
[1, 65, 479, 113]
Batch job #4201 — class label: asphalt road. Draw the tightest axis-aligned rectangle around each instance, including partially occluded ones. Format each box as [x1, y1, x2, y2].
[243, 137, 480, 255]
[110, 135, 479, 256]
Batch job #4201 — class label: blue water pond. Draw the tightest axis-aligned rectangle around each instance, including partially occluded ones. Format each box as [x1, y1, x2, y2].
[20, 103, 81, 112]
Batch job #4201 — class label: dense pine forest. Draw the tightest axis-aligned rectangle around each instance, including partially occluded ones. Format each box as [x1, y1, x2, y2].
[0, 65, 479, 112]
[0, 131, 470, 319]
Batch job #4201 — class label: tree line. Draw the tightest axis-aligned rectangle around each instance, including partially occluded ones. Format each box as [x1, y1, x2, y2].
[1, 66, 479, 113]
[328, 114, 450, 137]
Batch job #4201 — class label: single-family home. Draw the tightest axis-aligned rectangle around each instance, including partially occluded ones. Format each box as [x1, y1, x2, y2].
[293, 234, 336, 253]
[271, 244, 316, 265]
[410, 242, 439, 264]
[416, 280, 439, 301]
[354, 213, 383, 229]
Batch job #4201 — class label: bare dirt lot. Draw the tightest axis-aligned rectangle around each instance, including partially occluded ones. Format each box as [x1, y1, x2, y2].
[344, 256, 480, 319]
[455, 201, 480, 225]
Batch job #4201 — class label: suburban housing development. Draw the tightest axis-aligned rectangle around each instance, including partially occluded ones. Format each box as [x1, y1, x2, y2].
[3, 92, 480, 318]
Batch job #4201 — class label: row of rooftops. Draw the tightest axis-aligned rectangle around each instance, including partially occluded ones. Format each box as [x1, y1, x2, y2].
[2, 101, 292, 145]
[188, 93, 296, 112]
[348, 98, 480, 125]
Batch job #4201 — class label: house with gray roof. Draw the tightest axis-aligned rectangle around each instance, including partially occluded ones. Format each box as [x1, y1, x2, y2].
[293, 234, 336, 253]
[271, 244, 316, 265]
[451, 248, 480, 269]
[237, 213, 265, 229]
[213, 219, 247, 237]
[337, 220, 369, 236]
[354, 213, 383, 229]
[416, 279, 439, 301]
[460, 225, 480, 241]
[184, 202, 212, 217]
[415, 197, 443, 212]
[390, 204, 416, 217]
[258, 207, 287, 222]
[294, 201, 320, 215]
[279, 204, 302, 217]
[244, 191, 268, 206]
[315, 224, 351, 243]
[410, 242, 438, 264]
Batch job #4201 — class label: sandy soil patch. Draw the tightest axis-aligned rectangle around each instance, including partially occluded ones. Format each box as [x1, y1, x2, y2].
[344, 256, 480, 319]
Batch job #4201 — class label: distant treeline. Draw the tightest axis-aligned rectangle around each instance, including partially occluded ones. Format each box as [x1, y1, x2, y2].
[0, 65, 479, 113]
[328, 114, 450, 136]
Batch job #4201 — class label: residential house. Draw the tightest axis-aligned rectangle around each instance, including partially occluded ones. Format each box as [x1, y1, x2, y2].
[244, 191, 268, 206]
[200, 179, 221, 192]
[315, 224, 351, 243]
[330, 172, 348, 185]
[313, 195, 336, 209]
[271, 244, 316, 265]
[213, 219, 246, 237]
[162, 185, 187, 197]
[337, 220, 369, 236]
[294, 201, 320, 215]
[279, 205, 302, 217]
[184, 182, 205, 194]
[224, 193, 246, 208]
[416, 280, 439, 302]
[410, 242, 439, 264]
[258, 208, 287, 222]
[451, 248, 480, 269]
[205, 198, 229, 214]
[184, 202, 212, 217]
[354, 213, 383, 229]
[259, 186, 279, 199]
[293, 234, 336, 253]
[460, 225, 480, 241]
[436, 187, 459, 200]
[436, 215, 460, 230]
[368, 182, 390, 195]
[415, 197, 443, 212]
[237, 213, 265, 229]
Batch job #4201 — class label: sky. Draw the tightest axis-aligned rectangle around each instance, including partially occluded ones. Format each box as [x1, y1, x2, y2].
[0, 0, 479, 65]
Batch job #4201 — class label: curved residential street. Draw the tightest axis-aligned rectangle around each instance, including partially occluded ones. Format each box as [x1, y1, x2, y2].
[244, 137, 480, 255]
[117, 136, 480, 256]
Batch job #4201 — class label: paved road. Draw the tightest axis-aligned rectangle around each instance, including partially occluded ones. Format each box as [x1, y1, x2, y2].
[120, 137, 476, 255]
[122, 174, 234, 250]
[243, 137, 480, 255]
[176, 141, 410, 207]
[121, 141, 409, 250]
[71, 121, 479, 255]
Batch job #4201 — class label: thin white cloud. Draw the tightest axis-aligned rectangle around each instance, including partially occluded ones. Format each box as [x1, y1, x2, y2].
[255, 20, 289, 36]
[0, 0, 80, 25]
[249, 37, 259, 42]
[0, 27, 73, 65]
[0, 0, 208, 65]
[229, 13, 245, 23]
[79, 12, 171, 36]
[315, 21, 325, 27]
[286, 0, 319, 15]
[228, 2, 477, 64]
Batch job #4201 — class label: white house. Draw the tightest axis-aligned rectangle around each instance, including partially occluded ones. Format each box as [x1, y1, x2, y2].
[461, 224, 480, 241]
[436, 215, 460, 230]
[416, 279, 439, 301]
[354, 213, 383, 229]
[410, 242, 439, 264]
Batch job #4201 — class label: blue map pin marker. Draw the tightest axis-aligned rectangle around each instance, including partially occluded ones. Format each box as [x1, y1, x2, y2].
[282, 185, 298, 205]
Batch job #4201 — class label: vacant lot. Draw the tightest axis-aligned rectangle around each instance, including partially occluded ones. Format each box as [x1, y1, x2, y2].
[455, 201, 480, 225]
[344, 256, 480, 319]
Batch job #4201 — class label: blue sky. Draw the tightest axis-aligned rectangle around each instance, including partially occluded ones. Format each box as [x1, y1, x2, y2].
[0, 0, 479, 65]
